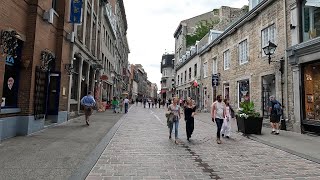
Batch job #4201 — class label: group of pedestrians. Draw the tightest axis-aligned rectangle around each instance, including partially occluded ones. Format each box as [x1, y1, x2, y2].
[111, 96, 130, 114]
[166, 97, 196, 144]
[78, 92, 132, 126]
[165, 94, 282, 145]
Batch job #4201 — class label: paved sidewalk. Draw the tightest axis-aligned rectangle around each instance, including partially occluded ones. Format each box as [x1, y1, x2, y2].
[195, 112, 320, 165]
[0, 109, 124, 180]
[87, 106, 320, 180]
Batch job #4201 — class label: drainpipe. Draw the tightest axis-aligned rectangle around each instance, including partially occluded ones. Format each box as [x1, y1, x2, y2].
[283, 0, 289, 121]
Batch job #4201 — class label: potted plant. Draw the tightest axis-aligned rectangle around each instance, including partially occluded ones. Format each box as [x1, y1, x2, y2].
[236, 101, 263, 135]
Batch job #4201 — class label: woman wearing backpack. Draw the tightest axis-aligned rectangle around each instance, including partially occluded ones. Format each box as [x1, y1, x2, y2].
[269, 95, 281, 135]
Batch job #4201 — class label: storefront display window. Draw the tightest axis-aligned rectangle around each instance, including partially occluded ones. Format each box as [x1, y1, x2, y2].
[303, 63, 320, 121]
[1, 41, 22, 108]
[302, 0, 320, 42]
[238, 79, 250, 107]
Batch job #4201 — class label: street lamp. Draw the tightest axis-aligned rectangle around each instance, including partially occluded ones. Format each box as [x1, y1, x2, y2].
[262, 41, 277, 64]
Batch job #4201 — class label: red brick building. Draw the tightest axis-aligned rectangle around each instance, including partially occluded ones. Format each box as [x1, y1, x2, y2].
[0, 0, 73, 140]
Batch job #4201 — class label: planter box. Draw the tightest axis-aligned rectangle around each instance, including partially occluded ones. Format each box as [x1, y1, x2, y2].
[236, 116, 263, 135]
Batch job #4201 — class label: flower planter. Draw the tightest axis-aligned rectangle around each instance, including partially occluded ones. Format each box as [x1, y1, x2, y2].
[236, 115, 263, 135]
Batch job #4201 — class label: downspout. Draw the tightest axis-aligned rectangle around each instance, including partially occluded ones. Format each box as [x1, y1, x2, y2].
[283, 0, 289, 121]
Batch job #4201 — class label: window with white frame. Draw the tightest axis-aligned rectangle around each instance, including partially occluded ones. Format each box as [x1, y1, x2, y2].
[239, 39, 248, 64]
[261, 24, 276, 56]
[163, 69, 167, 77]
[212, 58, 217, 74]
[203, 62, 208, 78]
[181, 73, 183, 84]
[177, 75, 180, 85]
[223, 50, 231, 70]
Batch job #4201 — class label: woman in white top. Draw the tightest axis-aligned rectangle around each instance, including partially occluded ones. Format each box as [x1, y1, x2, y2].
[168, 97, 181, 144]
[211, 95, 226, 144]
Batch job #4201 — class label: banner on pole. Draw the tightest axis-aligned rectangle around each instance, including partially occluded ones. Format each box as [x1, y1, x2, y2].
[70, 0, 83, 24]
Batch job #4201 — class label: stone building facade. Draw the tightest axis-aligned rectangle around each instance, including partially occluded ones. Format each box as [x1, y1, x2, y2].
[200, 0, 290, 127]
[0, 0, 72, 140]
[173, 6, 248, 67]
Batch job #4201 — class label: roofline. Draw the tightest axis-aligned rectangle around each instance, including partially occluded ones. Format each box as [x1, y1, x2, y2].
[200, 0, 274, 55]
[173, 10, 214, 38]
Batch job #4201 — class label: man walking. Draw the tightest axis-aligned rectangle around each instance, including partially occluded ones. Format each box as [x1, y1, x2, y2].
[81, 91, 96, 126]
[124, 97, 129, 113]
[269, 95, 282, 135]
[211, 95, 226, 144]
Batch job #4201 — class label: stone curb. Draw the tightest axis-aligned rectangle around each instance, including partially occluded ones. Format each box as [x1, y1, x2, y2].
[248, 135, 320, 164]
[68, 107, 132, 180]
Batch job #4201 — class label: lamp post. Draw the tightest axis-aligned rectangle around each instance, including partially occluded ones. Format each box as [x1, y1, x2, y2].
[262, 41, 277, 64]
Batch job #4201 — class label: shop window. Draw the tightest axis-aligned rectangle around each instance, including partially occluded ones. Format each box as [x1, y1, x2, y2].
[303, 63, 320, 121]
[238, 79, 250, 107]
[71, 58, 80, 100]
[302, 0, 320, 42]
[1, 41, 23, 108]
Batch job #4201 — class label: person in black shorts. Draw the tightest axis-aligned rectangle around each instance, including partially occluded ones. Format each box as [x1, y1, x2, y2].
[269, 95, 281, 135]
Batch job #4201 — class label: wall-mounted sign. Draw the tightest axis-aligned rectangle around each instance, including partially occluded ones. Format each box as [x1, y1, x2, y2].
[100, 75, 108, 81]
[70, 0, 83, 24]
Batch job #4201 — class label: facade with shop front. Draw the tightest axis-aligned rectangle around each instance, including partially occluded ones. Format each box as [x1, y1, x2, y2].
[199, 0, 288, 123]
[0, 0, 73, 140]
[286, 0, 320, 133]
[68, 0, 129, 115]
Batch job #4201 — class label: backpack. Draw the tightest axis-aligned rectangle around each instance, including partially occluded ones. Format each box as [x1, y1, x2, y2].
[273, 101, 282, 116]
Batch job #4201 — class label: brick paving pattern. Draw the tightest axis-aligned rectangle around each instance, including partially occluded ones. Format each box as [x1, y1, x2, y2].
[87, 106, 320, 180]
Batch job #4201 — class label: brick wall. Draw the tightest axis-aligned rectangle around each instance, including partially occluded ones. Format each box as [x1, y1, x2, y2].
[0, 0, 72, 117]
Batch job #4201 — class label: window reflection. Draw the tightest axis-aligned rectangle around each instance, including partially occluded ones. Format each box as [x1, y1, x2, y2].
[302, 0, 320, 41]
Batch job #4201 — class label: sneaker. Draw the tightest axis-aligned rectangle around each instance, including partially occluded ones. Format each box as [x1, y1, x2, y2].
[169, 135, 171, 139]
[271, 131, 276, 134]
[275, 132, 280, 135]
[217, 139, 222, 144]
[226, 136, 230, 139]
[222, 134, 225, 137]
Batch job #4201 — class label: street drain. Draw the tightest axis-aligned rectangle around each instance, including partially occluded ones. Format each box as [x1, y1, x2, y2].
[180, 143, 221, 179]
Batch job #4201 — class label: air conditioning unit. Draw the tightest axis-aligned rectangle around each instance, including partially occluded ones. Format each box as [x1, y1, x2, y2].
[43, 8, 55, 24]
[67, 31, 75, 43]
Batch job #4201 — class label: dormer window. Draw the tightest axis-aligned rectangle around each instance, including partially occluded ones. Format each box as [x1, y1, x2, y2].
[249, 0, 263, 10]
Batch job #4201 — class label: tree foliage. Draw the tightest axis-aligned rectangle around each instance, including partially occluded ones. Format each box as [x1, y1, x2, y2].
[186, 19, 220, 47]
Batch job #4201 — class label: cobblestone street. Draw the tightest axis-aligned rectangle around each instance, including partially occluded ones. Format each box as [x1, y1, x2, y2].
[87, 105, 320, 180]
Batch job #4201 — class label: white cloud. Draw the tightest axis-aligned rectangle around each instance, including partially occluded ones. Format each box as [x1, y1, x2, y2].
[123, 0, 248, 89]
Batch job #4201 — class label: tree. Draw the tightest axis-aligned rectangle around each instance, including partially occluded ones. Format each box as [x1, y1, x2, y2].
[186, 19, 220, 47]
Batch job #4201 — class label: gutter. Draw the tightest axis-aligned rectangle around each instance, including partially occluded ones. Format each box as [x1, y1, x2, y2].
[283, 0, 289, 122]
[199, 0, 275, 55]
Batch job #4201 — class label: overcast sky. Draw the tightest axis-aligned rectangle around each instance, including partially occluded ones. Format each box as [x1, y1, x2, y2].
[123, 0, 248, 90]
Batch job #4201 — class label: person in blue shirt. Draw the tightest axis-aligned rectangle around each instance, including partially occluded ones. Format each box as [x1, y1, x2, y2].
[81, 91, 96, 126]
